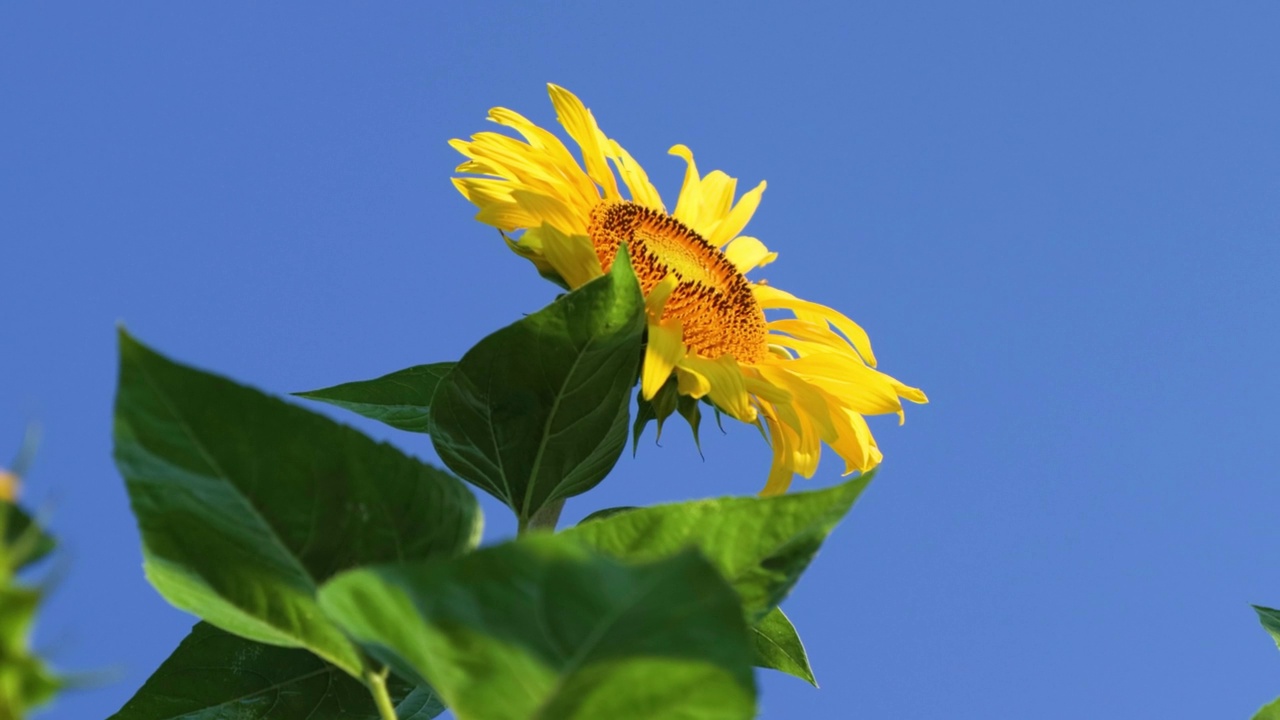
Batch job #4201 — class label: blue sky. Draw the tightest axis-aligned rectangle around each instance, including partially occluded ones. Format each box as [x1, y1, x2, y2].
[3, 3, 1279, 718]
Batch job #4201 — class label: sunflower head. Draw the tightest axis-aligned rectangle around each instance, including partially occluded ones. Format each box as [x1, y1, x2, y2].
[452, 84, 927, 494]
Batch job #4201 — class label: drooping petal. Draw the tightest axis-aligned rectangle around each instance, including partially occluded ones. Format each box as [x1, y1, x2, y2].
[677, 354, 756, 422]
[643, 319, 686, 400]
[754, 284, 878, 367]
[529, 225, 604, 290]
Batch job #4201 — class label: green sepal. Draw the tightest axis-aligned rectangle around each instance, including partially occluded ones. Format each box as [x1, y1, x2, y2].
[631, 378, 679, 454]
[296, 362, 455, 433]
[677, 394, 705, 456]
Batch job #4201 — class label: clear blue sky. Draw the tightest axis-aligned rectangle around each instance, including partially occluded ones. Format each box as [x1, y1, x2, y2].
[3, 3, 1279, 718]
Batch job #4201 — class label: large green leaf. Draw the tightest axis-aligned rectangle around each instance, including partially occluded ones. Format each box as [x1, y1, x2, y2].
[112, 331, 482, 676]
[110, 622, 444, 719]
[318, 536, 757, 720]
[1256, 605, 1280, 651]
[563, 473, 873, 621]
[750, 607, 816, 685]
[429, 254, 645, 522]
[1, 501, 55, 571]
[296, 362, 454, 433]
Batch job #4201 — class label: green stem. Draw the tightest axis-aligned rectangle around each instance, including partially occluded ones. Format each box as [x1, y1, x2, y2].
[518, 499, 566, 536]
[366, 667, 398, 720]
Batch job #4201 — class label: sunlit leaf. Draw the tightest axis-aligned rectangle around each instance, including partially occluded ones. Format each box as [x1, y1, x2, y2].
[319, 536, 756, 720]
[751, 607, 816, 685]
[113, 331, 481, 676]
[564, 473, 873, 621]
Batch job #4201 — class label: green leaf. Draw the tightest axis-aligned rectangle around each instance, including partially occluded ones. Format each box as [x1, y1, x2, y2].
[318, 536, 757, 720]
[751, 607, 816, 685]
[1, 501, 55, 571]
[112, 331, 482, 677]
[577, 506, 638, 525]
[1256, 605, 1280, 651]
[296, 363, 454, 434]
[0, 585, 61, 715]
[563, 473, 874, 621]
[1254, 696, 1280, 720]
[110, 622, 443, 719]
[430, 253, 645, 522]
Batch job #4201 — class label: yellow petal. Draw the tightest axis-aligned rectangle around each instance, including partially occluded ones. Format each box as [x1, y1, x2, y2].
[675, 363, 711, 399]
[824, 406, 882, 474]
[723, 236, 778, 274]
[758, 407, 796, 496]
[694, 170, 737, 235]
[751, 364, 839, 443]
[643, 319, 686, 400]
[548, 84, 620, 200]
[669, 144, 703, 227]
[776, 349, 919, 419]
[528, 225, 603, 290]
[708, 180, 766, 247]
[754, 284, 878, 367]
[607, 139, 665, 212]
[678, 354, 756, 422]
[645, 274, 680, 319]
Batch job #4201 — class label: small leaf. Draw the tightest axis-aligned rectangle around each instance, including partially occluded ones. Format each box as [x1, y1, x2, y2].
[318, 536, 757, 720]
[113, 331, 481, 676]
[430, 253, 645, 522]
[0, 585, 62, 714]
[109, 622, 442, 720]
[563, 473, 874, 621]
[1, 502, 55, 571]
[296, 362, 454, 433]
[1255, 605, 1280, 650]
[751, 607, 816, 685]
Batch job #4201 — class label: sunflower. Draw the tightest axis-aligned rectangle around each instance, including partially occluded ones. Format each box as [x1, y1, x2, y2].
[451, 84, 926, 495]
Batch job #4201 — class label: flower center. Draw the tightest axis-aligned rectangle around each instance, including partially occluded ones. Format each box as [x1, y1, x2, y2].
[588, 201, 768, 363]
